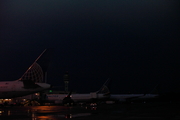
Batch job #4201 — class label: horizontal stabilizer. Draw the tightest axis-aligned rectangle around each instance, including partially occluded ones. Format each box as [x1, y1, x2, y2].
[23, 80, 40, 89]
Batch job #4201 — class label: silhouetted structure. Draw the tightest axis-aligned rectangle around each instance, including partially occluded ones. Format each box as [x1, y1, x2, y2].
[63, 71, 69, 93]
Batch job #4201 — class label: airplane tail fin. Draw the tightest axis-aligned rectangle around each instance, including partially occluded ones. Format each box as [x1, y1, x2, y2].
[63, 90, 75, 105]
[96, 78, 111, 96]
[67, 90, 73, 98]
[19, 49, 52, 84]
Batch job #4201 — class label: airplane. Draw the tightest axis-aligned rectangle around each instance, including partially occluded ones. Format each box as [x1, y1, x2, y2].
[46, 78, 159, 105]
[109, 84, 160, 103]
[46, 79, 111, 105]
[0, 49, 52, 99]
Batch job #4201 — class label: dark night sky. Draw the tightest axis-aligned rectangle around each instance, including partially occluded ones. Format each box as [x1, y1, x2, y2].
[0, 0, 180, 93]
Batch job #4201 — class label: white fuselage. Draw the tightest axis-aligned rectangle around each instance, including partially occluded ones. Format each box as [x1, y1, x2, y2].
[110, 94, 158, 101]
[0, 80, 51, 98]
[46, 93, 108, 103]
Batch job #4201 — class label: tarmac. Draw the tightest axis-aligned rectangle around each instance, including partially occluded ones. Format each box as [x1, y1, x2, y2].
[0, 102, 180, 120]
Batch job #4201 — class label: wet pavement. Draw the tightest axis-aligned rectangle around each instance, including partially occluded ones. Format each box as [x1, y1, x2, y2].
[0, 102, 180, 120]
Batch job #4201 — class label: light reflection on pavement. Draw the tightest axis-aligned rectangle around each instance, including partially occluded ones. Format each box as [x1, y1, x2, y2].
[0, 103, 180, 120]
[0, 105, 96, 120]
[31, 106, 93, 120]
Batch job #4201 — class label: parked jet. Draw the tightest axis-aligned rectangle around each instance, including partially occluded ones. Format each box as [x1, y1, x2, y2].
[46, 79, 111, 105]
[0, 49, 51, 98]
[109, 84, 160, 102]
[46, 79, 159, 104]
